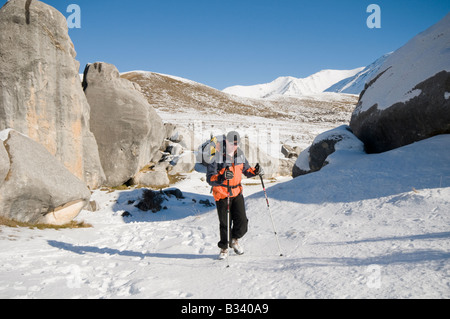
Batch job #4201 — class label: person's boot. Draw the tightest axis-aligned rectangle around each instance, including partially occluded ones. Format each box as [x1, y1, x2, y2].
[218, 249, 228, 260]
[230, 238, 244, 255]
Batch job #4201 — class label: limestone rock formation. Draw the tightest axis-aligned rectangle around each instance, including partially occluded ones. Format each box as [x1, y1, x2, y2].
[83, 62, 165, 187]
[0, 129, 91, 225]
[0, 0, 105, 189]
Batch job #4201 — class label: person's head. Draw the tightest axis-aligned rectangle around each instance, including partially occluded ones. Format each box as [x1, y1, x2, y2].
[225, 131, 241, 154]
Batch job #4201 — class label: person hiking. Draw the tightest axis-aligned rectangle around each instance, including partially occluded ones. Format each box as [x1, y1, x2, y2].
[206, 131, 263, 260]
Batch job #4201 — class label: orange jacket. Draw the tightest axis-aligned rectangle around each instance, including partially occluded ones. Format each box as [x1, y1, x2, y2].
[207, 148, 257, 201]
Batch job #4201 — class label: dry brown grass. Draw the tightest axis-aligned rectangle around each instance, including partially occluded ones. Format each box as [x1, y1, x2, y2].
[121, 71, 358, 124]
[0, 215, 92, 230]
[121, 72, 289, 119]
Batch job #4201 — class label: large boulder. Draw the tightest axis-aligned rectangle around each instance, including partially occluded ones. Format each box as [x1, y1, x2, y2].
[83, 62, 165, 187]
[293, 125, 364, 177]
[0, 0, 105, 189]
[168, 152, 197, 176]
[133, 168, 170, 189]
[0, 129, 91, 225]
[350, 13, 450, 153]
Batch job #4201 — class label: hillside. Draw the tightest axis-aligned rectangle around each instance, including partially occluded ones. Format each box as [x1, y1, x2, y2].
[121, 71, 280, 118]
[121, 71, 358, 121]
[121, 71, 359, 150]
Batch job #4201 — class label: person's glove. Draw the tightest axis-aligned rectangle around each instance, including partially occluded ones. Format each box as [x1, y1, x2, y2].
[254, 163, 264, 176]
[224, 169, 234, 180]
[217, 168, 234, 184]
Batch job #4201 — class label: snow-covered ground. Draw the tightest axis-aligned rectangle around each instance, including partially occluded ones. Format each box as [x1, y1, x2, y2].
[1, 127, 449, 299]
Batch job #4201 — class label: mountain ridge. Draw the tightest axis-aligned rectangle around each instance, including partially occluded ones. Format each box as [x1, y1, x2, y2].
[325, 53, 392, 95]
[222, 67, 364, 99]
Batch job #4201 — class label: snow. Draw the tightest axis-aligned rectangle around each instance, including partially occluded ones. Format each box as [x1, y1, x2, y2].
[223, 68, 364, 99]
[311, 125, 364, 153]
[356, 13, 450, 114]
[295, 146, 311, 171]
[1, 132, 449, 299]
[325, 53, 392, 95]
[295, 125, 365, 171]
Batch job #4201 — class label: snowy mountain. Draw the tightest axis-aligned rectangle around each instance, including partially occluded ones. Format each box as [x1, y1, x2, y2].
[222, 68, 364, 99]
[325, 53, 392, 95]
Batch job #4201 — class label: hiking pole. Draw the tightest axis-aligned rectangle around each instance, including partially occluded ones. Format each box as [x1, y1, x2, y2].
[259, 174, 283, 257]
[226, 168, 231, 268]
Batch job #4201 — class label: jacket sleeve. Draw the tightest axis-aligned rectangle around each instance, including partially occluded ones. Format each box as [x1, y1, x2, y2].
[206, 160, 226, 187]
[242, 157, 257, 178]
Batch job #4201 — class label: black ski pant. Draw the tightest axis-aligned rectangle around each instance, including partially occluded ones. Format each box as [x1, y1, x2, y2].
[216, 193, 248, 250]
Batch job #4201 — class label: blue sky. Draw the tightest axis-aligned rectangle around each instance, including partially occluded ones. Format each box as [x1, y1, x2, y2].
[1, 0, 449, 89]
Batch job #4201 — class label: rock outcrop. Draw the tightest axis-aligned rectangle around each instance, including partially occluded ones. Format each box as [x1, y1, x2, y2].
[0, 0, 105, 189]
[164, 123, 202, 152]
[83, 62, 165, 187]
[0, 129, 91, 225]
[350, 13, 450, 153]
[293, 125, 364, 177]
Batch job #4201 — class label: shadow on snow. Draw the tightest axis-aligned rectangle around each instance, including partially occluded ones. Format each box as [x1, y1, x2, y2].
[47, 240, 216, 260]
[111, 188, 216, 223]
[313, 231, 450, 246]
[283, 249, 450, 269]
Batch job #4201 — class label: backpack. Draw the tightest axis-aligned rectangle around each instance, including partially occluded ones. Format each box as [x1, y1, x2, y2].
[199, 134, 225, 165]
